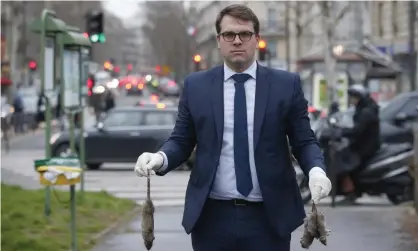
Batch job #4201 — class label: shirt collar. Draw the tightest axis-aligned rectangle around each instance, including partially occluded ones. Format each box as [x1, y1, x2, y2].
[223, 60, 257, 81]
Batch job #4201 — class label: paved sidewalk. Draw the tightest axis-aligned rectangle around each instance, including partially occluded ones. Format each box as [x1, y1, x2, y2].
[92, 205, 415, 251]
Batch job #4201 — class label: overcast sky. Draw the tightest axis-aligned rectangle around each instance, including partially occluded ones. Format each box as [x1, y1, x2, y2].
[103, 0, 140, 19]
[103, 0, 190, 20]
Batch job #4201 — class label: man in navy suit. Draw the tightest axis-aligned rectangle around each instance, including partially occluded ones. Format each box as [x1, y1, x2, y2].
[135, 4, 331, 251]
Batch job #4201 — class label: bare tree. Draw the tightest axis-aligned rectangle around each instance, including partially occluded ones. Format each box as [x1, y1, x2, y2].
[282, 1, 321, 69]
[140, 1, 193, 78]
[2, 2, 25, 83]
[22, 1, 130, 67]
[317, 1, 351, 103]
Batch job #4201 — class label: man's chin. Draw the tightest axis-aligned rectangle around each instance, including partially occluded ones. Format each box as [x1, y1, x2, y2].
[228, 57, 247, 66]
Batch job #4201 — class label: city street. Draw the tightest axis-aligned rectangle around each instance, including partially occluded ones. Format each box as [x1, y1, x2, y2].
[1, 127, 416, 251]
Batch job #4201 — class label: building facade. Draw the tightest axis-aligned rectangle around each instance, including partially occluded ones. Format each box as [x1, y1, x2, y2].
[368, 1, 418, 92]
[190, 1, 288, 70]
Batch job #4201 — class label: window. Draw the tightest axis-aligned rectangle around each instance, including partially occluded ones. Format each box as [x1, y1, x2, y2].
[267, 8, 277, 29]
[391, 1, 398, 36]
[143, 112, 176, 126]
[380, 93, 409, 120]
[266, 39, 277, 59]
[378, 2, 384, 37]
[402, 98, 418, 116]
[104, 111, 142, 127]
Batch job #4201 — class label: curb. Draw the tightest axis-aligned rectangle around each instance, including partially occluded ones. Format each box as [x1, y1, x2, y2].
[85, 205, 142, 246]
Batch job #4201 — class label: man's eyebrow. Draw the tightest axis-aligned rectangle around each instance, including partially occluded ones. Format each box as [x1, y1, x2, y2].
[221, 30, 254, 33]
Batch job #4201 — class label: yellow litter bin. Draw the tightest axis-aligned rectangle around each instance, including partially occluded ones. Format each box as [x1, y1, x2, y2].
[35, 157, 82, 186]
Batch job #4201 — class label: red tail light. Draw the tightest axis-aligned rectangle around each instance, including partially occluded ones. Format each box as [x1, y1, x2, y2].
[151, 94, 159, 102]
[168, 81, 176, 87]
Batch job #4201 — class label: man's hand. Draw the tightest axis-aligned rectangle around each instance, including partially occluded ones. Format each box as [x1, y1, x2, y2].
[134, 152, 164, 177]
[309, 167, 332, 204]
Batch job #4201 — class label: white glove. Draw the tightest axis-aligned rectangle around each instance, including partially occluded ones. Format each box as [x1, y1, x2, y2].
[309, 167, 332, 204]
[134, 152, 164, 177]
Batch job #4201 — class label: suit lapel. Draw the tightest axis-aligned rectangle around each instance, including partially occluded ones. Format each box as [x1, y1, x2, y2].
[253, 64, 271, 148]
[211, 66, 224, 145]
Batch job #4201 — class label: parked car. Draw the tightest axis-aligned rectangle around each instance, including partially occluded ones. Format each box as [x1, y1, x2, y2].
[50, 106, 192, 170]
[315, 92, 418, 145]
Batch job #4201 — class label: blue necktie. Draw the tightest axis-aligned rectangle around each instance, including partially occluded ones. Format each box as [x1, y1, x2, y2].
[232, 73, 253, 197]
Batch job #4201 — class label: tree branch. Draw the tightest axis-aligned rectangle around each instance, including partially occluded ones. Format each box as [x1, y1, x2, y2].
[334, 2, 351, 23]
[284, 1, 320, 35]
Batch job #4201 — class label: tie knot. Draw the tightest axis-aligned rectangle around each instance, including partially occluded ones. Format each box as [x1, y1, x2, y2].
[232, 73, 252, 84]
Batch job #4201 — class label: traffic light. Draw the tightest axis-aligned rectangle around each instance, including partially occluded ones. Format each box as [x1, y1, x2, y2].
[193, 54, 201, 72]
[86, 11, 105, 43]
[127, 64, 133, 72]
[28, 60, 37, 71]
[258, 40, 267, 61]
[87, 75, 95, 96]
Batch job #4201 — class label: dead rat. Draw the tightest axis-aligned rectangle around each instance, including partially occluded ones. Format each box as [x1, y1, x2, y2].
[300, 202, 330, 249]
[141, 170, 155, 250]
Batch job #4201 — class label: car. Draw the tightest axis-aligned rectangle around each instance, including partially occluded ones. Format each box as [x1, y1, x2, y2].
[316, 92, 418, 145]
[158, 77, 181, 97]
[123, 75, 145, 95]
[379, 91, 418, 129]
[50, 106, 179, 170]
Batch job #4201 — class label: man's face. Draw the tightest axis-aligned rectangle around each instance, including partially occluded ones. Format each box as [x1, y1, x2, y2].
[217, 15, 259, 69]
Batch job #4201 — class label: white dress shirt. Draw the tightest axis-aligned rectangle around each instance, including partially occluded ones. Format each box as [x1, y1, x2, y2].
[209, 61, 262, 201]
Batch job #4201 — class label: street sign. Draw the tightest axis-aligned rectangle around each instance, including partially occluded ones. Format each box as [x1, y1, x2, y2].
[44, 37, 55, 97]
[63, 50, 81, 107]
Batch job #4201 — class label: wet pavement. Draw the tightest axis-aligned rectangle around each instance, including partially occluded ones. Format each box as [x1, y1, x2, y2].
[92, 205, 416, 251]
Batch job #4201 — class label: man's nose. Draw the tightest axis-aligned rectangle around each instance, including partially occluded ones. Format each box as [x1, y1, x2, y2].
[232, 35, 242, 45]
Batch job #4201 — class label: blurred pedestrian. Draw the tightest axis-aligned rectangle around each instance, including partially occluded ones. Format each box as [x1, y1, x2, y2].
[134, 4, 331, 251]
[12, 84, 25, 134]
[104, 89, 115, 112]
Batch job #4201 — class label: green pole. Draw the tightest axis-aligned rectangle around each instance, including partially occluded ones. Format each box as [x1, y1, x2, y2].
[40, 9, 54, 219]
[68, 74, 76, 251]
[69, 111, 75, 153]
[70, 184, 77, 251]
[79, 49, 86, 198]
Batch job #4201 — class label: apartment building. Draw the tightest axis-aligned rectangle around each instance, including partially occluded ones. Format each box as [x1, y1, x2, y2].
[369, 1, 417, 54]
[190, 1, 288, 70]
[368, 1, 418, 91]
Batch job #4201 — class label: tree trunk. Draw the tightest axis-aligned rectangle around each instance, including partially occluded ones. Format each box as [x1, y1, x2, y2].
[320, 2, 338, 106]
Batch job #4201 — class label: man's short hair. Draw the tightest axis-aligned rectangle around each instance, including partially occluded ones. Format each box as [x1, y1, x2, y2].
[215, 4, 260, 34]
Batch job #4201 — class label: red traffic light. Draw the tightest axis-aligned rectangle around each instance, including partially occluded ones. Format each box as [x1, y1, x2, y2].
[127, 64, 133, 71]
[83, 32, 89, 38]
[155, 65, 161, 72]
[28, 61, 37, 70]
[87, 78, 94, 88]
[193, 54, 202, 63]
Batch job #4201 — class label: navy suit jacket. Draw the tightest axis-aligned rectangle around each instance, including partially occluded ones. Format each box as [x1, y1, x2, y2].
[157, 64, 325, 237]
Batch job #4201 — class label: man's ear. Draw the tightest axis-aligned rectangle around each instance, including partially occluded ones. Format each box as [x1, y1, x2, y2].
[255, 34, 260, 49]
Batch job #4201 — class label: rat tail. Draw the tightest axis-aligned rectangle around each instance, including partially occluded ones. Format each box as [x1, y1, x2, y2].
[147, 169, 151, 200]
